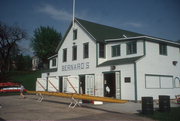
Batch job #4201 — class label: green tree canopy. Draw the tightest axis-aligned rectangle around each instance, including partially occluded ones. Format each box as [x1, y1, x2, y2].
[31, 26, 62, 67]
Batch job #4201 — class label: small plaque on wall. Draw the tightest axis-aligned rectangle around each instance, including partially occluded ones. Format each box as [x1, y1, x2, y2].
[125, 77, 131, 83]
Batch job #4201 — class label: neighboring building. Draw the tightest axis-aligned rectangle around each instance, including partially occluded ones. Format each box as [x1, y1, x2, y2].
[37, 18, 180, 101]
[32, 56, 39, 71]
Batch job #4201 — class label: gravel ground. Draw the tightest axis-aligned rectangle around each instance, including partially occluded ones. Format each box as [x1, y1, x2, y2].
[0, 94, 171, 120]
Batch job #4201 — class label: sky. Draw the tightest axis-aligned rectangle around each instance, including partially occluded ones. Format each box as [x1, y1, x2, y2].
[0, 0, 180, 56]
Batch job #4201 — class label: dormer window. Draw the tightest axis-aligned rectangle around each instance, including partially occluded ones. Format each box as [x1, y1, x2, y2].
[52, 58, 56, 67]
[73, 29, 77, 40]
[126, 41, 137, 55]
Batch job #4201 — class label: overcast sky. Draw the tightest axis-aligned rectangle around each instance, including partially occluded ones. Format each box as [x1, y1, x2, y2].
[1, 0, 180, 56]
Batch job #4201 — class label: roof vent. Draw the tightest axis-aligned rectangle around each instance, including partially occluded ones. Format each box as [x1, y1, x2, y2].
[123, 34, 127, 38]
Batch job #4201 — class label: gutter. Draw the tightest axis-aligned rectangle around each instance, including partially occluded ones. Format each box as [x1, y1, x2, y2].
[105, 36, 180, 46]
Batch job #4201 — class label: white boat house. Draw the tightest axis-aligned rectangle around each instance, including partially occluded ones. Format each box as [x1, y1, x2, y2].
[37, 18, 180, 101]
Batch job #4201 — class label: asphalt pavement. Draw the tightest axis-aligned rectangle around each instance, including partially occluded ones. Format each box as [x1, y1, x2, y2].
[0, 94, 179, 120]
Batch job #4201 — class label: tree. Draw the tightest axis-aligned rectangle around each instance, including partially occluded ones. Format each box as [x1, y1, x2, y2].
[31, 26, 62, 68]
[0, 21, 26, 78]
[15, 54, 32, 71]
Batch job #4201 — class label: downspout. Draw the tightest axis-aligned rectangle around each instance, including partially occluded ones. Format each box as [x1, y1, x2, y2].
[96, 42, 99, 67]
[134, 62, 137, 102]
[134, 39, 146, 102]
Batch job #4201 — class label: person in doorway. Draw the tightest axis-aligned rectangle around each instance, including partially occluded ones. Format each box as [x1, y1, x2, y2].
[20, 84, 25, 98]
[105, 84, 110, 96]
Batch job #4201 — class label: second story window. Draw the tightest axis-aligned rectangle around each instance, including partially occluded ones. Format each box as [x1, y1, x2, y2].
[159, 43, 167, 55]
[83, 43, 89, 58]
[72, 45, 77, 60]
[112, 45, 121, 57]
[73, 29, 77, 40]
[52, 58, 56, 67]
[99, 43, 105, 58]
[127, 41, 137, 55]
[63, 48, 67, 62]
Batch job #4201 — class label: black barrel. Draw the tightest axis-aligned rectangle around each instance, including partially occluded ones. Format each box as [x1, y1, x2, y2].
[142, 97, 154, 114]
[159, 95, 170, 112]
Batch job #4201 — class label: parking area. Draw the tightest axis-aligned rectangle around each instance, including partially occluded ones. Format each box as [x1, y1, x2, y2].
[0, 94, 178, 120]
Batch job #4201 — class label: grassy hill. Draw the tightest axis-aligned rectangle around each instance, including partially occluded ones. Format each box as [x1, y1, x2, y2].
[9, 71, 41, 91]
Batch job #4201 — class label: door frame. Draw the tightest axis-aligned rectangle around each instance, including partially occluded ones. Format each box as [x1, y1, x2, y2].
[102, 71, 121, 99]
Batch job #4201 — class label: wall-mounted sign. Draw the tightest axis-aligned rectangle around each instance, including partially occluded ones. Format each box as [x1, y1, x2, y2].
[62, 62, 90, 71]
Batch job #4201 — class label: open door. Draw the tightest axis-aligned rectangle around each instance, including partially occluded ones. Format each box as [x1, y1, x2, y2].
[63, 77, 68, 93]
[85, 75, 95, 96]
[115, 72, 121, 99]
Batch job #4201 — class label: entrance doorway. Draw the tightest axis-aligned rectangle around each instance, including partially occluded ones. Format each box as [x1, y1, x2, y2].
[79, 75, 85, 94]
[104, 73, 116, 98]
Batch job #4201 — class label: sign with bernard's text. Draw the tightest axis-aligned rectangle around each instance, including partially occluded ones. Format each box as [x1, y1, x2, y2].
[62, 62, 89, 71]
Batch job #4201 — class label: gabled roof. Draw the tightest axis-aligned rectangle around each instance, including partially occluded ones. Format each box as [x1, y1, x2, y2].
[55, 18, 143, 52]
[76, 18, 143, 43]
[98, 56, 143, 67]
[55, 18, 180, 52]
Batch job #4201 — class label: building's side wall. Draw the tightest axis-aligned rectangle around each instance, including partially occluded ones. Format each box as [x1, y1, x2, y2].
[95, 63, 135, 100]
[136, 41, 180, 100]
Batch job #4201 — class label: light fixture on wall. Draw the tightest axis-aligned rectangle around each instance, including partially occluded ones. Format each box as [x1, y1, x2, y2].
[110, 65, 116, 70]
[172, 61, 178, 66]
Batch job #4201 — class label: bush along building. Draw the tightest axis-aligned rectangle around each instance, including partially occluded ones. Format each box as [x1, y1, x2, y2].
[37, 18, 180, 102]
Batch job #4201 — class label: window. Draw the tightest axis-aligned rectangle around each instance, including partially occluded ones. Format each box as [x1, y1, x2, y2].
[174, 77, 180, 88]
[73, 29, 77, 40]
[63, 48, 67, 62]
[99, 43, 105, 58]
[145, 74, 173, 89]
[126, 41, 137, 55]
[83, 43, 89, 58]
[159, 43, 167, 55]
[112, 45, 121, 57]
[72, 45, 77, 60]
[52, 58, 56, 67]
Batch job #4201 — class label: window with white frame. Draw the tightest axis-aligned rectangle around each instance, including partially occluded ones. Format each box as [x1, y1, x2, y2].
[112, 44, 121, 57]
[63, 48, 67, 62]
[126, 41, 137, 55]
[174, 77, 180, 88]
[52, 58, 56, 67]
[159, 43, 167, 55]
[83, 43, 89, 59]
[72, 45, 77, 60]
[99, 43, 105, 58]
[145, 74, 173, 89]
[73, 29, 77, 40]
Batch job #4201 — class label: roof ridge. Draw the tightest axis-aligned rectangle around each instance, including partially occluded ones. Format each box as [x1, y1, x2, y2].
[75, 17, 143, 36]
[75, 17, 143, 42]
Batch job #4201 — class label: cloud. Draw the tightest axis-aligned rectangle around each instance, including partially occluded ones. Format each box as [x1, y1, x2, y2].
[37, 4, 72, 21]
[123, 22, 143, 28]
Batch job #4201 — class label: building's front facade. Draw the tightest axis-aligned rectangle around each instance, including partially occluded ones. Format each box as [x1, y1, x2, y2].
[37, 18, 180, 101]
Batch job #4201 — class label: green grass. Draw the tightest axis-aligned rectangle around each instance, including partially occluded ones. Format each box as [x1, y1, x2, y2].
[140, 107, 180, 121]
[8, 71, 41, 91]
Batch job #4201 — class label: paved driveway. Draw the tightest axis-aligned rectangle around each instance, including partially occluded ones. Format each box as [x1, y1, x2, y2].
[0, 95, 159, 120]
